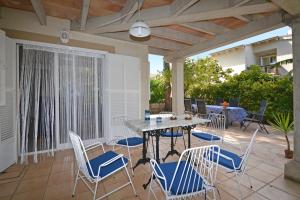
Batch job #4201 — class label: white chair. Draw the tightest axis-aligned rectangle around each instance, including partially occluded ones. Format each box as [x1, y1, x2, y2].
[148, 145, 220, 200]
[111, 115, 143, 175]
[209, 129, 259, 199]
[69, 131, 136, 200]
[192, 113, 226, 142]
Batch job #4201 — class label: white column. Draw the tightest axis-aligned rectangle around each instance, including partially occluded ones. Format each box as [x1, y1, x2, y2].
[285, 17, 300, 183]
[171, 59, 185, 115]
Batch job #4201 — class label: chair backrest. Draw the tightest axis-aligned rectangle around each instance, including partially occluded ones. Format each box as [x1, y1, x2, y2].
[196, 99, 207, 115]
[208, 113, 226, 131]
[215, 98, 224, 106]
[112, 115, 133, 137]
[257, 100, 267, 120]
[229, 98, 239, 107]
[172, 145, 220, 195]
[69, 131, 93, 179]
[151, 145, 220, 196]
[184, 98, 192, 112]
[239, 129, 259, 171]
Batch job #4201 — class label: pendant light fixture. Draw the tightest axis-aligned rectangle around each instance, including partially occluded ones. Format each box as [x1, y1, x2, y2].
[129, 0, 151, 38]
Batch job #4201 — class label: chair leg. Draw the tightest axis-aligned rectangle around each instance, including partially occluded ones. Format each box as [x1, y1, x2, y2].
[243, 121, 252, 132]
[259, 122, 269, 134]
[124, 163, 137, 196]
[245, 172, 253, 189]
[72, 169, 79, 197]
[127, 146, 135, 176]
[93, 181, 99, 200]
[148, 174, 158, 200]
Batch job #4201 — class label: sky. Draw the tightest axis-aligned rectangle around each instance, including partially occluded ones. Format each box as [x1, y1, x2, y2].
[149, 26, 292, 74]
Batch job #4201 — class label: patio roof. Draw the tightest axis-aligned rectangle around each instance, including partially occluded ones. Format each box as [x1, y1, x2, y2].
[0, 0, 299, 59]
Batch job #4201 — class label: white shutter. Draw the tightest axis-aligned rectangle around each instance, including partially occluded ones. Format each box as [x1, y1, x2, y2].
[104, 54, 141, 141]
[0, 37, 17, 172]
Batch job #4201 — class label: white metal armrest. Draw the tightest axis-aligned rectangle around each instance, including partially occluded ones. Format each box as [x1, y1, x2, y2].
[95, 154, 126, 178]
[218, 152, 239, 171]
[150, 159, 167, 190]
[85, 142, 105, 153]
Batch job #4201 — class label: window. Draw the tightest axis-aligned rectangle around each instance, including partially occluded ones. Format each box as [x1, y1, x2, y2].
[260, 55, 276, 66]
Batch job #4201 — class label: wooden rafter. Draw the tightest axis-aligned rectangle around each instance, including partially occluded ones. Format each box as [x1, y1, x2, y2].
[166, 12, 286, 60]
[77, 2, 279, 34]
[80, 0, 91, 30]
[30, 0, 46, 25]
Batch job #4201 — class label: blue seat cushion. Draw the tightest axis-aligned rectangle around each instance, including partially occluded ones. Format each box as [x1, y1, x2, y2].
[117, 137, 143, 146]
[161, 131, 183, 137]
[206, 147, 242, 170]
[192, 131, 221, 141]
[87, 151, 128, 178]
[155, 161, 203, 195]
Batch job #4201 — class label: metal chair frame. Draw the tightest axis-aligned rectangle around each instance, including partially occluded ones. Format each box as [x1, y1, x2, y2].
[69, 131, 136, 200]
[148, 145, 221, 200]
[111, 115, 143, 175]
[215, 129, 259, 200]
[241, 101, 269, 134]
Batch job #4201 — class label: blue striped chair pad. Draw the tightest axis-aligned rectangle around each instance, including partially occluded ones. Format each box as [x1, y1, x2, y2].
[87, 151, 128, 178]
[117, 137, 143, 146]
[154, 161, 204, 195]
[192, 131, 221, 141]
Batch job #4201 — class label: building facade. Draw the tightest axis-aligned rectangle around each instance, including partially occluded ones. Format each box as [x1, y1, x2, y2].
[211, 35, 293, 75]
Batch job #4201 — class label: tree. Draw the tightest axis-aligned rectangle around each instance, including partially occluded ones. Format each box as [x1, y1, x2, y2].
[184, 57, 232, 98]
[163, 62, 172, 111]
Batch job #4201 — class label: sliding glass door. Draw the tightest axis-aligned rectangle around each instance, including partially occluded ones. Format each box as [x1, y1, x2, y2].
[18, 43, 104, 163]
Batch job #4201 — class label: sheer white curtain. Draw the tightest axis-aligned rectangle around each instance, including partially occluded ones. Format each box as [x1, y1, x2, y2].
[58, 53, 103, 145]
[19, 46, 55, 163]
[18, 43, 104, 163]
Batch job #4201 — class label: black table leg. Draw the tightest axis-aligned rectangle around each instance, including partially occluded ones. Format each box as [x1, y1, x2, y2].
[133, 131, 150, 171]
[155, 130, 160, 163]
[162, 128, 180, 162]
[187, 126, 192, 148]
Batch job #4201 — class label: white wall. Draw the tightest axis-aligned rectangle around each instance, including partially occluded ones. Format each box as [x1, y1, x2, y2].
[212, 47, 246, 74]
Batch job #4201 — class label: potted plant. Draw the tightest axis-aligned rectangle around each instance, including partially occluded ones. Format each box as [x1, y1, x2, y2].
[268, 112, 294, 159]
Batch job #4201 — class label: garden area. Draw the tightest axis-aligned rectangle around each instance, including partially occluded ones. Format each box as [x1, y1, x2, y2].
[150, 57, 293, 122]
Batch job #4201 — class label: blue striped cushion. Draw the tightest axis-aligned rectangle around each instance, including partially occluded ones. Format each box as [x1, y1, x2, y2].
[192, 131, 221, 141]
[117, 137, 143, 146]
[161, 131, 183, 137]
[87, 151, 128, 178]
[155, 161, 203, 195]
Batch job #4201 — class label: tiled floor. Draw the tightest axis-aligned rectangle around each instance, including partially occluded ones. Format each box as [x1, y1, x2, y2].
[1, 123, 300, 200]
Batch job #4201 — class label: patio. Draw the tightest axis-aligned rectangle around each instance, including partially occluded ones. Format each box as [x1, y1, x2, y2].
[0, 123, 299, 200]
[0, 0, 300, 199]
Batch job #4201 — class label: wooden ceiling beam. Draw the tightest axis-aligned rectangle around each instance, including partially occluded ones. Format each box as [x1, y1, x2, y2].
[150, 27, 205, 44]
[100, 32, 189, 51]
[121, 0, 143, 23]
[270, 0, 300, 15]
[181, 21, 231, 35]
[78, 2, 279, 34]
[170, 0, 200, 16]
[166, 12, 287, 60]
[30, 0, 46, 25]
[80, 0, 91, 30]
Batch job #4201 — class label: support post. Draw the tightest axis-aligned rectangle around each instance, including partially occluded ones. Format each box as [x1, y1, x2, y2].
[285, 16, 300, 183]
[171, 59, 185, 115]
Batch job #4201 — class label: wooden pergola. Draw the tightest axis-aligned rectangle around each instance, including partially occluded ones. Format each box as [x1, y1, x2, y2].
[1, 0, 300, 183]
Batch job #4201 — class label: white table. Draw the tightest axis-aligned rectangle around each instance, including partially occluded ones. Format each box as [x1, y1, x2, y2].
[126, 115, 210, 166]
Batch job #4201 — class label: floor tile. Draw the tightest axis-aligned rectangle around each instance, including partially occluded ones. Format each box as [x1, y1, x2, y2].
[258, 185, 299, 200]
[0, 181, 18, 197]
[270, 175, 300, 197]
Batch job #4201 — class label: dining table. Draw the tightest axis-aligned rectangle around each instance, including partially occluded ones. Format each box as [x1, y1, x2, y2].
[125, 115, 210, 189]
[206, 105, 247, 128]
